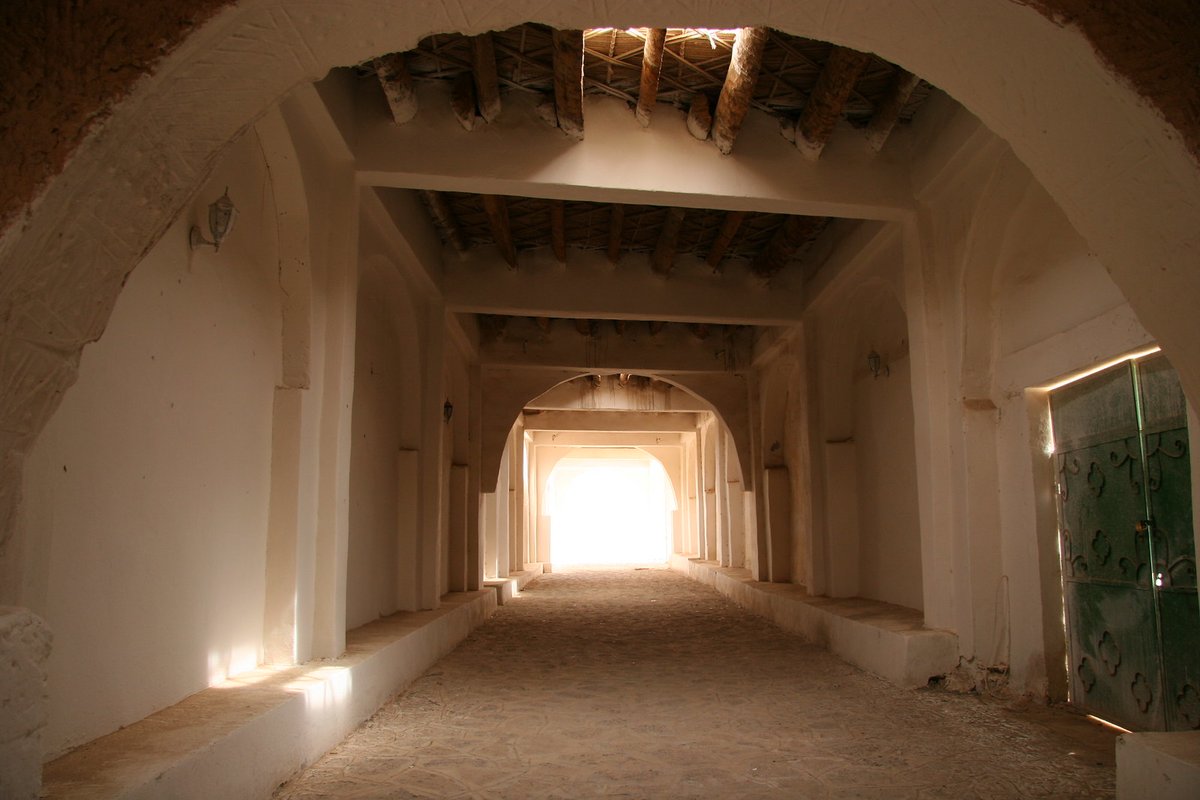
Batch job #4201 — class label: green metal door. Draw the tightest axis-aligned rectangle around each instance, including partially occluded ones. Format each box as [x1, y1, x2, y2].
[1051, 354, 1200, 731]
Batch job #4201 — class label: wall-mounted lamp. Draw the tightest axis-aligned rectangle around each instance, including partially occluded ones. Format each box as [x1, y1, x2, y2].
[867, 349, 890, 379]
[189, 188, 238, 252]
[443, 399, 454, 424]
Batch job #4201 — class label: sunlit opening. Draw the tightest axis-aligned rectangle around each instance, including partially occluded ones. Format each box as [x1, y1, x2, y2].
[546, 454, 675, 566]
[585, 28, 741, 50]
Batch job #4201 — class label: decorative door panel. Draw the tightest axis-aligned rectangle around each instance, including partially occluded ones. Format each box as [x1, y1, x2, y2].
[1051, 355, 1199, 731]
[1064, 582, 1162, 729]
[1138, 355, 1200, 731]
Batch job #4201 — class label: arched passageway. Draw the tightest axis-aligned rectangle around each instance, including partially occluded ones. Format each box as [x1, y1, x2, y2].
[4, 4, 1200, 797]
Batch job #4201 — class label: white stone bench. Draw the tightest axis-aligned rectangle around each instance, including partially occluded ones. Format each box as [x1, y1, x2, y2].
[671, 555, 958, 688]
[483, 563, 544, 605]
[42, 590, 496, 800]
[1117, 731, 1200, 799]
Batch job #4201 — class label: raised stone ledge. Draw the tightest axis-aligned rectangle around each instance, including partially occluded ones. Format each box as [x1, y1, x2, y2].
[42, 590, 497, 800]
[1117, 731, 1200, 799]
[670, 555, 958, 688]
[483, 563, 545, 605]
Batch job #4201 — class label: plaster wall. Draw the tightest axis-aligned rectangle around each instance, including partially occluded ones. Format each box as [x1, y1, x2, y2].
[20, 131, 281, 757]
[851, 304, 922, 611]
[346, 264, 420, 630]
[905, 105, 1155, 690]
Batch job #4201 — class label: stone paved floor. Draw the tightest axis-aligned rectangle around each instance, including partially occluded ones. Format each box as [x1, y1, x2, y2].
[273, 568, 1116, 799]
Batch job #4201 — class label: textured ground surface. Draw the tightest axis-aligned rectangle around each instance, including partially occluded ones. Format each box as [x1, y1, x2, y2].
[274, 568, 1116, 799]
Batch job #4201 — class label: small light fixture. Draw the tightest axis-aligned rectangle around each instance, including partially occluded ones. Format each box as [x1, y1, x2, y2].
[190, 188, 238, 252]
[443, 399, 454, 424]
[867, 349, 889, 379]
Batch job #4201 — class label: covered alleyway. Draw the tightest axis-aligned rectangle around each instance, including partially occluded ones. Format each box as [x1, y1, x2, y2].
[275, 569, 1115, 799]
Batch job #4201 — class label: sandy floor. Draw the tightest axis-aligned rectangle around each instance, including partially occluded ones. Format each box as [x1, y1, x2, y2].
[273, 567, 1116, 799]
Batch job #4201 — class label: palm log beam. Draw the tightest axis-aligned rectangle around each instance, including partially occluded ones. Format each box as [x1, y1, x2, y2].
[472, 34, 502, 123]
[706, 211, 747, 272]
[451, 73, 479, 131]
[552, 29, 585, 140]
[636, 29, 667, 128]
[550, 200, 566, 263]
[482, 194, 518, 268]
[795, 47, 872, 160]
[373, 53, 418, 124]
[687, 93, 712, 140]
[607, 204, 625, 264]
[421, 190, 467, 253]
[865, 69, 921, 151]
[752, 216, 822, 280]
[712, 27, 768, 155]
[651, 207, 687, 277]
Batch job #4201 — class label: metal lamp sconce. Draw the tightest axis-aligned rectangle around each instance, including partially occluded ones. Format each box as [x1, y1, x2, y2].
[190, 188, 238, 252]
[867, 349, 890, 379]
[443, 399, 454, 424]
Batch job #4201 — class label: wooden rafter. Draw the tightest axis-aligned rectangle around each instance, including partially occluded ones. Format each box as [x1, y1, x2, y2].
[550, 200, 566, 263]
[552, 29, 585, 140]
[712, 27, 769, 155]
[482, 194, 518, 268]
[795, 46, 871, 159]
[687, 93, 712, 140]
[451, 73, 479, 130]
[651, 208, 686, 277]
[706, 211, 747, 272]
[648, 321, 666, 336]
[535, 317, 553, 332]
[471, 33, 502, 123]
[607, 204, 625, 263]
[574, 319, 598, 336]
[635, 28, 667, 127]
[373, 53, 418, 124]
[752, 216, 823, 279]
[865, 69, 921, 151]
[420, 190, 467, 253]
[690, 323, 711, 340]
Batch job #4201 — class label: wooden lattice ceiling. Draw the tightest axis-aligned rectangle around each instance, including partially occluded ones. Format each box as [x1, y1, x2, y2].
[399, 26, 931, 127]
[364, 24, 933, 336]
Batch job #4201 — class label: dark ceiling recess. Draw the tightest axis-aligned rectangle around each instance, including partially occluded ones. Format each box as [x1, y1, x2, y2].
[425, 193, 827, 276]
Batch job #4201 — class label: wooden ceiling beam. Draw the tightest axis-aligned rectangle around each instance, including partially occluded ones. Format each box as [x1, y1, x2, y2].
[451, 73, 479, 131]
[795, 47, 871, 160]
[865, 69, 921, 152]
[712, 27, 769, 155]
[373, 53, 418, 125]
[687, 94, 712, 140]
[651, 207, 686, 277]
[706, 211, 747, 273]
[420, 190, 467, 253]
[574, 319, 598, 336]
[635, 28, 667, 127]
[535, 317, 553, 332]
[607, 204, 625, 264]
[752, 216, 823, 280]
[471, 33, 502, 124]
[552, 29, 585, 140]
[550, 199, 566, 263]
[481, 194, 518, 269]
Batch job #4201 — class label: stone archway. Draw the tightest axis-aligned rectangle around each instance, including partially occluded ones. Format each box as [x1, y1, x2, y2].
[3, 0, 1199, 593]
